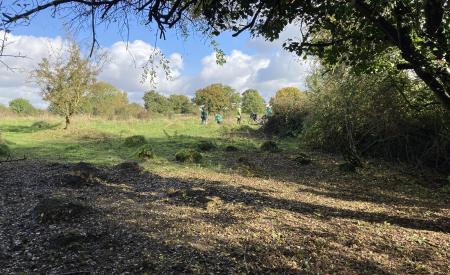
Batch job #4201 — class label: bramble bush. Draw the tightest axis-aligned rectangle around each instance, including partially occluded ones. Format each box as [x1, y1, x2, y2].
[301, 67, 450, 171]
[264, 87, 309, 137]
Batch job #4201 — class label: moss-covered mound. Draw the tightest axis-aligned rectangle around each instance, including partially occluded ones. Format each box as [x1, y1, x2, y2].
[136, 144, 155, 160]
[70, 162, 101, 180]
[0, 144, 11, 158]
[260, 141, 280, 153]
[197, 141, 217, 152]
[123, 135, 146, 147]
[295, 153, 312, 165]
[175, 149, 202, 163]
[115, 161, 143, 173]
[33, 198, 90, 224]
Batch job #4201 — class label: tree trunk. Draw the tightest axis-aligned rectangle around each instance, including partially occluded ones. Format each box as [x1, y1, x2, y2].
[413, 69, 450, 112]
[64, 115, 70, 130]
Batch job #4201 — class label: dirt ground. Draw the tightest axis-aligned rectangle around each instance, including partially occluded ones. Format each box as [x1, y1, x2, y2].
[0, 153, 449, 274]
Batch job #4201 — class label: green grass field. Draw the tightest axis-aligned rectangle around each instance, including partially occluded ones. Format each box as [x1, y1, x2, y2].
[0, 115, 297, 174]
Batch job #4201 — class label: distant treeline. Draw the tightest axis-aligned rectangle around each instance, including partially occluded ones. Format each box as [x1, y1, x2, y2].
[143, 83, 266, 115]
[2, 82, 277, 118]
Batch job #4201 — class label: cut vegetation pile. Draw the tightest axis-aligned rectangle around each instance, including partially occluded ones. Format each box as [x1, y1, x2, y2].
[175, 149, 202, 163]
[33, 197, 91, 224]
[0, 159, 448, 274]
[0, 117, 448, 274]
[136, 144, 155, 160]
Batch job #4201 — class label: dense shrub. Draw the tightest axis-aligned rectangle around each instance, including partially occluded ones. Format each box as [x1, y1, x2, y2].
[143, 90, 173, 114]
[264, 87, 309, 136]
[9, 98, 36, 115]
[123, 135, 146, 147]
[175, 149, 202, 163]
[169, 95, 196, 114]
[301, 67, 450, 171]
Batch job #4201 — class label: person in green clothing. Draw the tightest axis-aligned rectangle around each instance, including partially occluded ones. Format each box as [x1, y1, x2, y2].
[236, 107, 242, 124]
[265, 104, 273, 117]
[200, 107, 208, 124]
[215, 113, 224, 124]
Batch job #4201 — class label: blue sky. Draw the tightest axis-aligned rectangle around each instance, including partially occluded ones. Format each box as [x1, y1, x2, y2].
[0, 9, 311, 107]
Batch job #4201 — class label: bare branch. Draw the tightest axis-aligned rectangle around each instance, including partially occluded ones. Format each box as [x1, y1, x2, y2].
[232, 5, 262, 37]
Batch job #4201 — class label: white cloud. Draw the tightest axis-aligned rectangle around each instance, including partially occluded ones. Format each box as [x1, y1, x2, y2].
[98, 40, 185, 101]
[0, 31, 312, 108]
[0, 32, 66, 108]
[182, 49, 311, 100]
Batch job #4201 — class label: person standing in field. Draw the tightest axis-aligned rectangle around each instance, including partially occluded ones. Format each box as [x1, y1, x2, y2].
[265, 104, 273, 117]
[200, 107, 208, 124]
[215, 113, 224, 124]
[236, 106, 242, 124]
[250, 112, 258, 123]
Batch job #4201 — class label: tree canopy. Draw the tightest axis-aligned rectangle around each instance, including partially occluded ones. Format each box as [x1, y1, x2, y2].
[270, 87, 308, 114]
[81, 82, 129, 117]
[143, 90, 173, 114]
[194, 83, 240, 113]
[9, 98, 36, 115]
[1, 0, 449, 111]
[169, 94, 195, 114]
[143, 91, 196, 114]
[241, 89, 265, 114]
[34, 42, 98, 129]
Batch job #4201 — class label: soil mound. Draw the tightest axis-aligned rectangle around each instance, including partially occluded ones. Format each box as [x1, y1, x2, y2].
[33, 197, 90, 224]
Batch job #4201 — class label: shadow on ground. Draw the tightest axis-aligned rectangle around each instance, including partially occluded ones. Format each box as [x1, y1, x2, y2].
[0, 160, 448, 274]
[0, 121, 61, 133]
